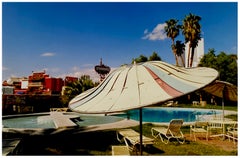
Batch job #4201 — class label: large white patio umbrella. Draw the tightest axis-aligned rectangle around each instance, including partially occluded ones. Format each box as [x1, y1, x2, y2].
[203, 80, 237, 121]
[69, 61, 218, 154]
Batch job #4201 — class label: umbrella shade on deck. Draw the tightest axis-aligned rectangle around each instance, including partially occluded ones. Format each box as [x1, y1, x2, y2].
[69, 61, 218, 114]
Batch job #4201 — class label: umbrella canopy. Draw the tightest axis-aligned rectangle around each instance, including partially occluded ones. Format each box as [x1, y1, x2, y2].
[203, 80, 237, 121]
[203, 80, 237, 102]
[69, 61, 218, 114]
[69, 61, 218, 155]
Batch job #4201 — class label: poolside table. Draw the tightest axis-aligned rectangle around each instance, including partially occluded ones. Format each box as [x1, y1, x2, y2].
[208, 120, 237, 139]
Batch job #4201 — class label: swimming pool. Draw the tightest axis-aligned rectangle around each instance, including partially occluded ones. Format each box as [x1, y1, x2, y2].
[2, 108, 221, 129]
[2, 112, 124, 129]
[113, 107, 220, 123]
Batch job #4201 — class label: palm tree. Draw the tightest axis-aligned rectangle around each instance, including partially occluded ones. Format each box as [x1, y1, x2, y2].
[173, 40, 185, 67]
[79, 75, 95, 92]
[61, 75, 95, 106]
[63, 81, 82, 99]
[182, 13, 201, 67]
[164, 19, 181, 66]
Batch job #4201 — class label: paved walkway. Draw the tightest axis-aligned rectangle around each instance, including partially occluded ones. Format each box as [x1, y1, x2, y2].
[84, 119, 139, 132]
[50, 112, 77, 128]
[2, 138, 22, 156]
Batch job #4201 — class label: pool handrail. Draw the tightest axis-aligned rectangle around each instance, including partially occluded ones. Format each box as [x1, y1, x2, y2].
[188, 109, 219, 122]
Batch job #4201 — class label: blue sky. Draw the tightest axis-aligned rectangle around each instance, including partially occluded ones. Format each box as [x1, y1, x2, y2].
[2, 2, 238, 81]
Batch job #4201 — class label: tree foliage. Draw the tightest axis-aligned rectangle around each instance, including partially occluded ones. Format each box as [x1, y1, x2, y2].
[199, 49, 237, 85]
[61, 75, 95, 106]
[172, 40, 185, 66]
[149, 52, 162, 61]
[132, 54, 148, 64]
[132, 52, 161, 64]
[164, 19, 181, 65]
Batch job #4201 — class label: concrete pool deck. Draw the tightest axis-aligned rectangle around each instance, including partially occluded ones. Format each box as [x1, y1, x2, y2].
[50, 112, 78, 128]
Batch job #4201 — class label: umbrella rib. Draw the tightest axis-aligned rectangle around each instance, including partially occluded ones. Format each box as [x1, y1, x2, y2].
[86, 68, 127, 112]
[121, 66, 131, 93]
[69, 68, 118, 109]
[135, 63, 141, 106]
[107, 66, 132, 112]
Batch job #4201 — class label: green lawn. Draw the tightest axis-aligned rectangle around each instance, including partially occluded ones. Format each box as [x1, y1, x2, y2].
[18, 123, 237, 156]
[131, 123, 237, 156]
[172, 103, 237, 112]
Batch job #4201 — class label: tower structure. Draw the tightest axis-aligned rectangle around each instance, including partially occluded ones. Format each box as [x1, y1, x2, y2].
[94, 58, 111, 82]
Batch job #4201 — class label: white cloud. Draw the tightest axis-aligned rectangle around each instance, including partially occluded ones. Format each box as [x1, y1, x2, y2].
[144, 29, 148, 34]
[142, 23, 167, 41]
[41, 52, 56, 57]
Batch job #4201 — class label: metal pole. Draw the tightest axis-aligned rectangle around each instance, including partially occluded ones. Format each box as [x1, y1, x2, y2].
[222, 85, 226, 122]
[139, 108, 143, 155]
[222, 85, 226, 138]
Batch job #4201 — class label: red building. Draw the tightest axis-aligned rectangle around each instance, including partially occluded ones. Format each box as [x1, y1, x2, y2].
[27, 71, 63, 94]
[45, 77, 63, 93]
[64, 76, 78, 86]
[2, 71, 78, 95]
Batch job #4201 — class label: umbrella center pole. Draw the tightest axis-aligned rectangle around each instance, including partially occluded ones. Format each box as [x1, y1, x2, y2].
[139, 108, 143, 155]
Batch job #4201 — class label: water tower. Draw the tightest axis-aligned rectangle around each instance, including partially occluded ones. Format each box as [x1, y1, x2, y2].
[95, 58, 111, 82]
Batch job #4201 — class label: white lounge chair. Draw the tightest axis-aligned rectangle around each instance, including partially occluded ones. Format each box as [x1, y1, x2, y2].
[151, 119, 185, 144]
[116, 129, 154, 154]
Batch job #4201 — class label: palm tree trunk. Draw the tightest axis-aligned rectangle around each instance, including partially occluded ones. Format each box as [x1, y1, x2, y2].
[175, 54, 179, 66]
[180, 55, 185, 67]
[171, 39, 179, 66]
[187, 44, 191, 68]
[190, 47, 195, 67]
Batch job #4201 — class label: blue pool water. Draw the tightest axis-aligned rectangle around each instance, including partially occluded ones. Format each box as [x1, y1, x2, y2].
[113, 107, 220, 123]
[2, 108, 221, 129]
[2, 115, 56, 128]
[2, 113, 124, 129]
